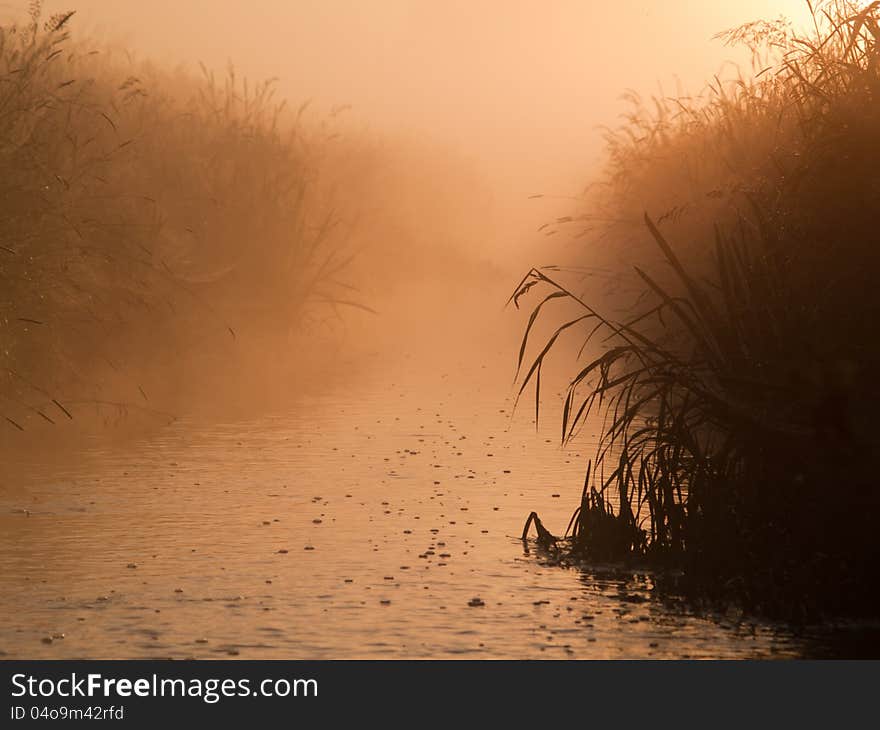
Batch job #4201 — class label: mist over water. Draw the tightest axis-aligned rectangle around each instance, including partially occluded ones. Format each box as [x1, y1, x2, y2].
[4, 1, 867, 660]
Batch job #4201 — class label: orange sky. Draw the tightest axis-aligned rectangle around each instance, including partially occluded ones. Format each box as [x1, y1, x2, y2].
[22, 1, 814, 233]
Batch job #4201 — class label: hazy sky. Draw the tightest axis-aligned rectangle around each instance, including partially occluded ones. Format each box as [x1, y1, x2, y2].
[27, 2, 813, 209]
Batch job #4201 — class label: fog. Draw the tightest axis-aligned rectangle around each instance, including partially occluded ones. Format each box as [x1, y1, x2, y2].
[0, 0, 815, 426]
[34, 0, 811, 256]
[5, 1, 878, 664]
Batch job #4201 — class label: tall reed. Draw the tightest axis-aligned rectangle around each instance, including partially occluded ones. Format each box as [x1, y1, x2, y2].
[0, 3, 359, 430]
[516, 0, 880, 618]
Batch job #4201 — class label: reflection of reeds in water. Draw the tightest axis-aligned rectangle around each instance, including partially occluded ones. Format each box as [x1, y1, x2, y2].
[0, 3, 358, 430]
[517, 1, 880, 618]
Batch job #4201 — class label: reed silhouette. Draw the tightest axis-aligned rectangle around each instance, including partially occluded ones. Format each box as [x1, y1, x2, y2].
[517, 0, 880, 619]
[0, 3, 361, 431]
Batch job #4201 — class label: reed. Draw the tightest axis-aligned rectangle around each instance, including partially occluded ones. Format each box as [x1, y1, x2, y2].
[516, 1, 880, 619]
[0, 3, 360, 430]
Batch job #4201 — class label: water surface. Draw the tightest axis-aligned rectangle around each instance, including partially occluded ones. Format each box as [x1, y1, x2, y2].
[0, 340, 864, 659]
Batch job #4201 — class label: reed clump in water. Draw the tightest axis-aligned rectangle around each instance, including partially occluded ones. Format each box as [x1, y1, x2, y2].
[0, 4, 360, 430]
[516, 1, 880, 619]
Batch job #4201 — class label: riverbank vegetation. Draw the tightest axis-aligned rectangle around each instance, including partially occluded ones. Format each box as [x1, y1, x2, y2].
[516, 1, 880, 620]
[0, 4, 497, 436]
[0, 3, 366, 432]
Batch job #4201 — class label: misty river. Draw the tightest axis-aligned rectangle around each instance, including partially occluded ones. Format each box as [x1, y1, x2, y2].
[0, 294, 866, 660]
[2, 0, 880, 681]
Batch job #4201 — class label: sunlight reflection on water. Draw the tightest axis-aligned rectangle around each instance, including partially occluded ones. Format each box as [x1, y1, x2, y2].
[0, 352, 860, 659]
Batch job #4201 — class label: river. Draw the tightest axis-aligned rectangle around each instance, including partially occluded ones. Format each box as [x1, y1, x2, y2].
[0, 286, 872, 659]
